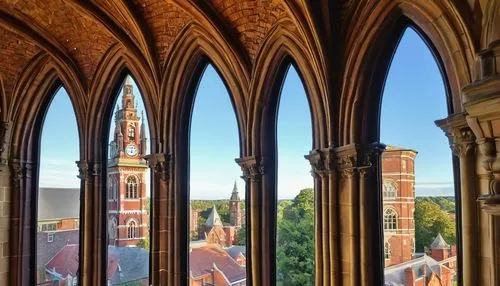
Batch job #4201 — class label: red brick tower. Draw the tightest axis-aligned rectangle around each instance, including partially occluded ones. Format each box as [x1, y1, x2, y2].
[229, 181, 242, 227]
[382, 146, 417, 267]
[107, 76, 148, 247]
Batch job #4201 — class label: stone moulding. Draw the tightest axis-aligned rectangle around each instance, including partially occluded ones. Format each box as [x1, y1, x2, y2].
[143, 153, 171, 182]
[235, 156, 265, 182]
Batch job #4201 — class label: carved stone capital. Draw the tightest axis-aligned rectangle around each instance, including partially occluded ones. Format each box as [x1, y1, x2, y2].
[436, 113, 476, 157]
[335, 143, 385, 177]
[144, 153, 171, 181]
[9, 159, 33, 188]
[0, 121, 11, 166]
[235, 156, 264, 182]
[76, 160, 90, 181]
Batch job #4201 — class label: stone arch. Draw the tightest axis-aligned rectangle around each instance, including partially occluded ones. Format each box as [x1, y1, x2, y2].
[87, 44, 159, 163]
[7, 54, 85, 286]
[162, 22, 249, 155]
[339, 1, 477, 145]
[482, 0, 500, 48]
[250, 19, 330, 155]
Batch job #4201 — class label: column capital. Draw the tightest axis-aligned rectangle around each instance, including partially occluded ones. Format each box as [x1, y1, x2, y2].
[235, 156, 264, 182]
[76, 160, 90, 181]
[334, 143, 386, 177]
[436, 113, 476, 157]
[0, 121, 10, 166]
[9, 159, 33, 187]
[144, 153, 171, 181]
[305, 148, 336, 178]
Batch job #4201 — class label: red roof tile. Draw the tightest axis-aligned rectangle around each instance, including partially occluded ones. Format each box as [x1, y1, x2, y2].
[190, 245, 246, 284]
[45, 244, 79, 277]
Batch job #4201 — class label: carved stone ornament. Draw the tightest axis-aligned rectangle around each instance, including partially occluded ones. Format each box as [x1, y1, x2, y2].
[235, 156, 264, 182]
[335, 143, 385, 178]
[305, 148, 336, 178]
[450, 127, 476, 157]
[144, 153, 171, 181]
[9, 160, 33, 188]
[0, 121, 11, 166]
[76, 160, 89, 181]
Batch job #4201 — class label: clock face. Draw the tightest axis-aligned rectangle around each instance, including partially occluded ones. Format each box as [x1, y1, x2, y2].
[126, 144, 138, 157]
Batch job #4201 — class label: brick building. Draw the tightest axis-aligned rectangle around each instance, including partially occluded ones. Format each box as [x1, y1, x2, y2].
[107, 76, 149, 247]
[382, 146, 418, 266]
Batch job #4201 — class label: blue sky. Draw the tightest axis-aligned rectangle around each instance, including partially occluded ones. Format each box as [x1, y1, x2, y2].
[39, 28, 454, 198]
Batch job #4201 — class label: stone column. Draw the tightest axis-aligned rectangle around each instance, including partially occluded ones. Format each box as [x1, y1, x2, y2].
[144, 153, 171, 286]
[9, 159, 33, 286]
[78, 161, 105, 286]
[335, 143, 385, 286]
[235, 156, 269, 286]
[306, 148, 340, 286]
[462, 35, 500, 284]
[436, 113, 478, 286]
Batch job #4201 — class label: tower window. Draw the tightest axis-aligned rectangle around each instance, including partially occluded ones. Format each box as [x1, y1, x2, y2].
[126, 176, 138, 199]
[127, 220, 138, 239]
[383, 181, 397, 199]
[128, 125, 135, 140]
[383, 208, 398, 231]
[384, 242, 391, 259]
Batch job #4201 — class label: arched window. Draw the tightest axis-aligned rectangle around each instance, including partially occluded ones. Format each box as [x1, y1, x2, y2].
[127, 220, 138, 238]
[126, 176, 138, 199]
[383, 208, 398, 231]
[128, 125, 135, 140]
[383, 181, 397, 199]
[384, 242, 391, 259]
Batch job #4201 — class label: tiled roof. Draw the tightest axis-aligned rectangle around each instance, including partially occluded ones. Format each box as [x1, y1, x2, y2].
[38, 188, 80, 220]
[384, 255, 442, 285]
[108, 246, 149, 284]
[225, 246, 246, 260]
[45, 244, 79, 278]
[430, 233, 450, 249]
[190, 244, 246, 284]
[205, 206, 223, 227]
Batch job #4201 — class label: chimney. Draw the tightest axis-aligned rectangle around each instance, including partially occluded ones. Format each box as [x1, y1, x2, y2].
[404, 267, 415, 286]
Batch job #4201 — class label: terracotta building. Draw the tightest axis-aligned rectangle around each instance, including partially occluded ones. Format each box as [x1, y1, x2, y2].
[2, 1, 500, 285]
[382, 146, 417, 266]
[107, 77, 149, 247]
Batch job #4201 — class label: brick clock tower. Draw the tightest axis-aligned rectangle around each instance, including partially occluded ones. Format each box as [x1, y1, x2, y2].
[107, 76, 148, 247]
[382, 146, 417, 267]
[229, 181, 242, 227]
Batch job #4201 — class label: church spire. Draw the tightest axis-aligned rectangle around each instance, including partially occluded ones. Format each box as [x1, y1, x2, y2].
[140, 111, 147, 155]
[230, 181, 240, 201]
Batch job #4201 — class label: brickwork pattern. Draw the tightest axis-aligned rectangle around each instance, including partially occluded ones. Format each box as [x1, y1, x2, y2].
[132, 0, 191, 68]
[1, 0, 116, 86]
[210, 0, 287, 60]
[0, 27, 40, 101]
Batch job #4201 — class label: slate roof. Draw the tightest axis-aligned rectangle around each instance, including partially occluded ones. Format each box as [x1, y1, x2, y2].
[190, 244, 246, 284]
[108, 246, 149, 284]
[38, 188, 80, 221]
[37, 229, 79, 269]
[225, 246, 246, 260]
[384, 254, 445, 285]
[430, 233, 450, 249]
[46, 244, 79, 278]
[205, 206, 223, 227]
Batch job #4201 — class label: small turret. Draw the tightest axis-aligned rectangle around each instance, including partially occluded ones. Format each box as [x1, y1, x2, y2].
[115, 124, 123, 152]
[140, 111, 147, 155]
[229, 181, 242, 227]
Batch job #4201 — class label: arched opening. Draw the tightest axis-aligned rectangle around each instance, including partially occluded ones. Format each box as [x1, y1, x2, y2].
[188, 64, 246, 285]
[275, 65, 314, 285]
[37, 87, 80, 285]
[106, 75, 151, 285]
[379, 28, 458, 284]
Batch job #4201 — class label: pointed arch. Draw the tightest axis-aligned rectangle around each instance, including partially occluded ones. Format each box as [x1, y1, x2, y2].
[163, 22, 249, 155]
[250, 19, 330, 154]
[87, 44, 159, 163]
[339, 1, 478, 145]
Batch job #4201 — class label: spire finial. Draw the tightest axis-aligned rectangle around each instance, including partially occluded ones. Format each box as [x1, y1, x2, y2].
[125, 75, 133, 85]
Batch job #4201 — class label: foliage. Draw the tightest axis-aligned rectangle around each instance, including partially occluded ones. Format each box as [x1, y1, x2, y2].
[136, 233, 150, 250]
[414, 198, 456, 252]
[191, 200, 246, 226]
[237, 224, 246, 245]
[417, 196, 455, 214]
[276, 189, 314, 286]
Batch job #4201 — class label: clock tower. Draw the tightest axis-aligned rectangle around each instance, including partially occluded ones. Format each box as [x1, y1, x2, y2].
[107, 76, 148, 247]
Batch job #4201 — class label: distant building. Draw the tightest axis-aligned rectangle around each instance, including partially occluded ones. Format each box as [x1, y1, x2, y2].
[197, 182, 243, 248]
[107, 76, 149, 247]
[384, 254, 453, 286]
[37, 188, 80, 232]
[190, 241, 246, 286]
[382, 146, 418, 266]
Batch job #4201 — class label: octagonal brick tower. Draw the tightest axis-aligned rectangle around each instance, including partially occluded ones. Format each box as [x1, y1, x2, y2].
[382, 146, 417, 267]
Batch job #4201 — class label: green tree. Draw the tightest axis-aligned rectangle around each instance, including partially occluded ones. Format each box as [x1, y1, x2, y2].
[136, 233, 150, 250]
[276, 189, 314, 286]
[237, 224, 246, 245]
[414, 199, 456, 252]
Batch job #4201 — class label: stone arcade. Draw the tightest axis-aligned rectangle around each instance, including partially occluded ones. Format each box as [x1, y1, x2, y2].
[1, 1, 500, 286]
